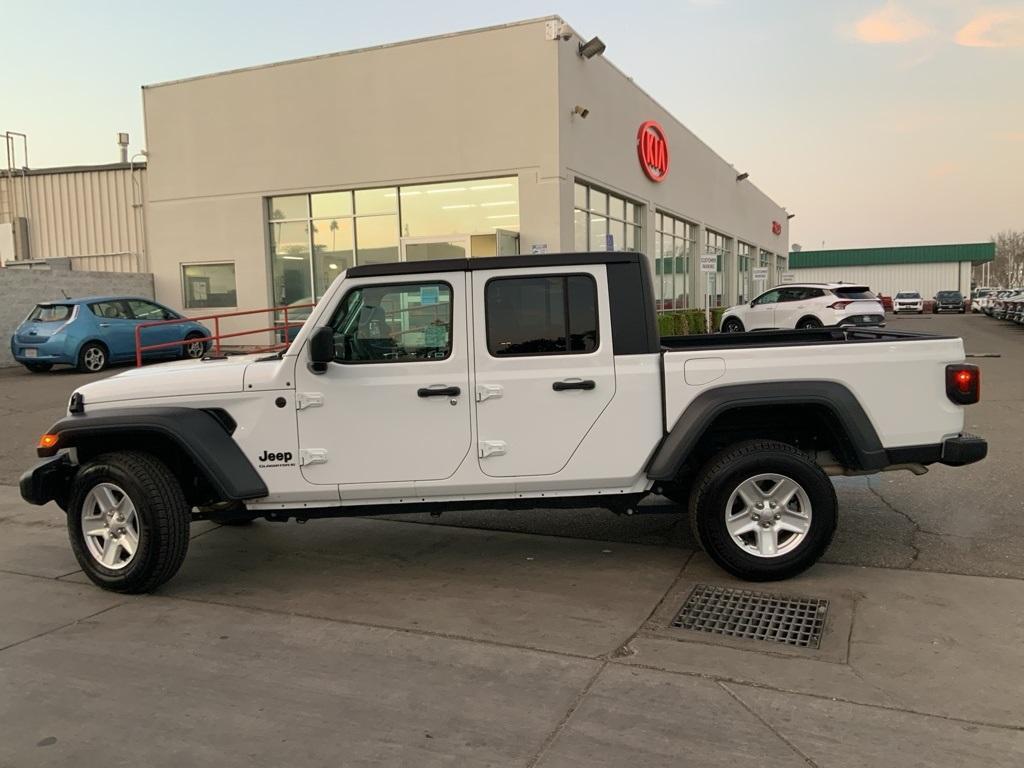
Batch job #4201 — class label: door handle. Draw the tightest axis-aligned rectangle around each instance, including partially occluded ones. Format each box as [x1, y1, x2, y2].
[552, 379, 596, 391]
[98, 323, 110, 327]
[417, 385, 461, 398]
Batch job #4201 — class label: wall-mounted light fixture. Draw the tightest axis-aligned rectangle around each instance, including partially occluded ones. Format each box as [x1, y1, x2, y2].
[736, 172, 749, 182]
[578, 36, 606, 59]
[787, 213, 796, 220]
[572, 105, 590, 119]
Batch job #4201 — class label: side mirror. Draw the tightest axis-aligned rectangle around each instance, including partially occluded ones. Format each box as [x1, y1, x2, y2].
[308, 327, 334, 374]
[750, 300, 756, 307]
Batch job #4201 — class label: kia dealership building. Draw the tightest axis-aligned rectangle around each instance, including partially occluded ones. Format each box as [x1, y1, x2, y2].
[141, 16, 789, 321]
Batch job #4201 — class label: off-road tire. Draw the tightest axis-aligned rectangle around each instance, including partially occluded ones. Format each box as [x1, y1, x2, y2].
[67, 451, 190, 593]
[688, 439, 837, 581]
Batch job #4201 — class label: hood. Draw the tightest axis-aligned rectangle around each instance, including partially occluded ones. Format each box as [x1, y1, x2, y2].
[74, 355, 263, 405]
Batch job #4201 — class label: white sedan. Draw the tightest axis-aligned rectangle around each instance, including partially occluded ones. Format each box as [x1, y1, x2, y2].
[720, 283, 886, 333]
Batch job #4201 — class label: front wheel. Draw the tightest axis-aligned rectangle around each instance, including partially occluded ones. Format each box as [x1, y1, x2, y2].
[67, 451, 190, 593]
[688, 439, 837, 581]
[720, 317, 745, 334]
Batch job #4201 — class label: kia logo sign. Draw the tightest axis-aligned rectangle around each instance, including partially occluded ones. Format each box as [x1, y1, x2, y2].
[771, 221, 782, 236]
[637, 121, 669, 182]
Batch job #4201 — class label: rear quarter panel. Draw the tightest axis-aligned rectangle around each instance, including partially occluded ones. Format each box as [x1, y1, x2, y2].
[663, 337, 966, 448]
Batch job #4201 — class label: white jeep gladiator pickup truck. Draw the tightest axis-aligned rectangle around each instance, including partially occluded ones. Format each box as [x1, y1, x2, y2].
[21, 253, 987, 593]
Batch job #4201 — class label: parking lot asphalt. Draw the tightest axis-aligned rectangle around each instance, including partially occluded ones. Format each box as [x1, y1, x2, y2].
[1, 313, 1022, 766]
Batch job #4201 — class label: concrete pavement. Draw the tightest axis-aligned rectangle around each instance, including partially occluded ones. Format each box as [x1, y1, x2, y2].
[1, 313, 1023, 766]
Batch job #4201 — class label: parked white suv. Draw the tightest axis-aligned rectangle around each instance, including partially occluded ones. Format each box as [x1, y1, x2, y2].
[893, 291, 924, 314]
[720, 283, 885, 333]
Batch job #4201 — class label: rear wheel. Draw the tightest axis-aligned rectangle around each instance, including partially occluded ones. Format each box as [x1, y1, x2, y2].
[67, 451, 190, 593]
[688, 439, 837, 581]
[796, 316, 823, 329]
[721, 317, 745, 334]
[77, 342, 108, 372]
[23, 362, 53, 373]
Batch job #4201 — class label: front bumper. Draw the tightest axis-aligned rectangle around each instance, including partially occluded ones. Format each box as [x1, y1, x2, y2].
[894, 304, 923, 312]
[935, 304, 964, 312]
[19, 453, 75, 507]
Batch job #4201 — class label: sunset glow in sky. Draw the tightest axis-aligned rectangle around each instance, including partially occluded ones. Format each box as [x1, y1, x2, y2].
[3, 0, 1022, 249]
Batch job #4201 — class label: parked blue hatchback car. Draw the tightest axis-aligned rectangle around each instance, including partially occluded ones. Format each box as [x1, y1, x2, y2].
[10, 296, 211, 373]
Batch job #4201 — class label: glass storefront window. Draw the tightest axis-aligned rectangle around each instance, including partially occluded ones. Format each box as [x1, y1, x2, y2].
[573, 180, 643, 252]
[356, 215, 400, 265]
[355, 187, 397, 216]
[655, 212, 696, 311]
[312, 218, 355, 297]
[704, 229, 732, 308]
[268, 195, 308, 221]
[737, 241, 753, 303]
[312, 191, 353, 219]
[181, 263, 237, 309]
[270, 220, 312, 306]
[400, 177, 519, 237]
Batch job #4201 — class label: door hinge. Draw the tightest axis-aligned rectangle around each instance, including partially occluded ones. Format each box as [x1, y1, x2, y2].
[296, 392, 324, 411]
[478, 440, 507, 459]
[476, 384, 504, 403]
[299, 448, 329, 466]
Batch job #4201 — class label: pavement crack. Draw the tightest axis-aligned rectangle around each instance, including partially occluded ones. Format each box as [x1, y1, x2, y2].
[525, 660, 607, 768]
[869, 486, 922, 564]
[0, 602, 126, 654]
[718, 681, 820, 767]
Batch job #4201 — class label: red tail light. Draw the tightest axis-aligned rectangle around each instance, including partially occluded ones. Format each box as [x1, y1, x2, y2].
[827, 300, 853, 310]
[946, 364, 980, 405]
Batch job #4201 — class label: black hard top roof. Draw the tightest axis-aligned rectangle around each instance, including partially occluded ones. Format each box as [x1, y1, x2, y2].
[346, 251, 644, 279]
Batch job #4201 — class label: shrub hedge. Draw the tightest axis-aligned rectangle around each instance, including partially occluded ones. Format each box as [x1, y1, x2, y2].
[657, 308, 724, 336]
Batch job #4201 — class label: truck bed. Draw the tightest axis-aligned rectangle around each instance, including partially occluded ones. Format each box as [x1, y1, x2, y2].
[659, 328, 966, 451]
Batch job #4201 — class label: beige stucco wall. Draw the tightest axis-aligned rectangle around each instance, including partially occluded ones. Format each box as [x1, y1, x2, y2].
[142, 15, 789, 327]
[142, 18, 563, 330]
[555, 22, 788, 306]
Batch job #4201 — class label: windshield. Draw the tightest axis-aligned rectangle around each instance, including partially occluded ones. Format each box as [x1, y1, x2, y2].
[896, 292, 920, 299]
[27, 304, 73, 323]
[937, 291, 962, 300]
[833, 286, 876, 300]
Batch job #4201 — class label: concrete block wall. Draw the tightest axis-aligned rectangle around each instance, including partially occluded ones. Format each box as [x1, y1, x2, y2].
[0, 261, 154, 367]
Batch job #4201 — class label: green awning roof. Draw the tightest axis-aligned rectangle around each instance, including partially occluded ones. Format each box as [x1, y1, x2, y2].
[789, 243, 994, 268]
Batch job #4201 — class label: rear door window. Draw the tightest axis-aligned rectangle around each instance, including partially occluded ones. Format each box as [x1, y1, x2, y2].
[485, 275, 598, 356]
[833, 287, 877, 300]
[27, 304, 73, 322]
[89, 301, 132, 319]
[126, 300, 171, 321]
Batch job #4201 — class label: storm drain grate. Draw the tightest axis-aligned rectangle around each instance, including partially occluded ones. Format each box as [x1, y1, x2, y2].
[671, 584, 828, 649]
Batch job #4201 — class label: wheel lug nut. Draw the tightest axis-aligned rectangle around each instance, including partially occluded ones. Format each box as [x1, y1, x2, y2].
[751, 513, 760, 521]
[774, 513, 781, 521]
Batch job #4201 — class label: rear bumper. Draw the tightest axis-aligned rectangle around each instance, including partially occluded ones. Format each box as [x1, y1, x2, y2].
[19, 453, 75, 506]
[886, 434, 987, 468]
[10, 337, 73, 365]
[838, 314, 886, 327]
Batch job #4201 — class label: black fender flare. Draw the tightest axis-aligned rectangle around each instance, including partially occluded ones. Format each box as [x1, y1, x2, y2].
[34, 407, 268, 501]
[646, 381, 887, 481]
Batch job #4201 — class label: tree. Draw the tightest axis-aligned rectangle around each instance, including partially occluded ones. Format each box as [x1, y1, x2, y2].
[977, 231, 1024, 287]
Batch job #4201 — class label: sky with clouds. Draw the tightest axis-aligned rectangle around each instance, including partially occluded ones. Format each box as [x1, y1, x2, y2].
[2, 0, 1022, 249]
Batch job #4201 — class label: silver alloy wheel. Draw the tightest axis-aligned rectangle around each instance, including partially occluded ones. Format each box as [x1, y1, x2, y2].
[80, 482, 141, 570]
[83, 346, 105, 371]
[724, 473, 812, 558]
[185, 338, 205, 358]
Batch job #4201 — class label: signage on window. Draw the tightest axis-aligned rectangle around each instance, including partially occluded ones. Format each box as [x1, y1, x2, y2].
[637, 121, 669, 182]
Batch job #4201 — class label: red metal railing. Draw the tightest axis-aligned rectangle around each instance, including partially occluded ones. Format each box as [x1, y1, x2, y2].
[133, 303, 315, 367]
